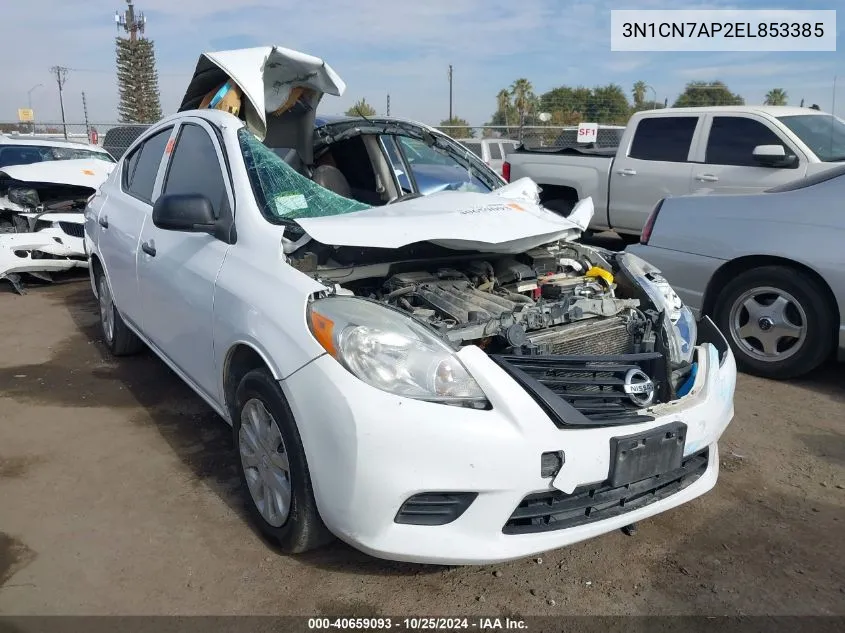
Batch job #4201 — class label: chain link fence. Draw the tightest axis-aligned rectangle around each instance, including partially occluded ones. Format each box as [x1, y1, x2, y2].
[436, 125, 625, 150]
[1, 120, 627, 160]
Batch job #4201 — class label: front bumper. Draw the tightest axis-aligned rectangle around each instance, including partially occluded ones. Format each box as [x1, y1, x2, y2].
[282, 319, 736, 565]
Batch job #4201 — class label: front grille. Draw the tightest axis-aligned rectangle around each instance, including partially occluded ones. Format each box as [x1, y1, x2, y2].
[492, 352, 665, 426]
[503, 449, 708, 534]
[59, 221, 85, 238]
[525, 317, 635, 356]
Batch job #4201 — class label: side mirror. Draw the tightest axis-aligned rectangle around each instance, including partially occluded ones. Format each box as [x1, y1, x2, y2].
[752, 144, 798, 168]
[152, 193, 216, 233]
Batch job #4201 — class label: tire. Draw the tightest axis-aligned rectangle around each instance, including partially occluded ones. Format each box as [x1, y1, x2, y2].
[713, 265, 834, 379]
[541, 198, 575, 216]
[233, 369, 333, 554]
[95, 267, 144, 356]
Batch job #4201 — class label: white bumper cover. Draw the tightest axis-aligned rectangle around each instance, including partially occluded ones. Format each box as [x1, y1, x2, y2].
[0, 217, 87, 293]
[283, 337, 736, 565]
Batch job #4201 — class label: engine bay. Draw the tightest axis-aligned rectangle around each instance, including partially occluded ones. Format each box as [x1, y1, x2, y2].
[299, 241, 667, 358]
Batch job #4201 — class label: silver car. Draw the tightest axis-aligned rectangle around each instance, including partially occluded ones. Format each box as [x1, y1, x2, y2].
[627, 165, 845, 379]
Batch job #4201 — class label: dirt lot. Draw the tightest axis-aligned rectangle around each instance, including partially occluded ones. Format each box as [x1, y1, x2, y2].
[1, 278, 843, 616]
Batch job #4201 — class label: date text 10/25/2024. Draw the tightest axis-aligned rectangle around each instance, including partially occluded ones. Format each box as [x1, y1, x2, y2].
[308, 618, 528, 631]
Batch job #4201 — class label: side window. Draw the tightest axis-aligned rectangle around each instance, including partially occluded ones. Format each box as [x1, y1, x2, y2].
[162, 124, 229, 218]
[706, 117, 788, 166]
[488, 142, 502, 160]
[629, 117, 698, 162]
[124, 127, 172, 203]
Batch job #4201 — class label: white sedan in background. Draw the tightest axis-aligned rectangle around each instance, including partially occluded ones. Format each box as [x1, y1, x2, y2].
[83, 45, 736, 564]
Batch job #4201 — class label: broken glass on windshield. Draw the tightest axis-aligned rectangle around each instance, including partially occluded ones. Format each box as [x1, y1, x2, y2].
[238, 128, 371, 222]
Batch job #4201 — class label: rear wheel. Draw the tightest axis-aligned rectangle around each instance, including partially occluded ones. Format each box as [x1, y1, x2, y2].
[713, 266, 834, 379]
[233, 369, 333, 554]
[95, 267, 144, 356]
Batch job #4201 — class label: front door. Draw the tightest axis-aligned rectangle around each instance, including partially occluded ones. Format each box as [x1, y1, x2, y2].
[136, 119, 234, 404]
[690, 114, 809, 195]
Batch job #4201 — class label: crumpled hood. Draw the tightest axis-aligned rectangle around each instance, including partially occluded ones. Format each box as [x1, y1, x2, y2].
[0, 158, 114, 190]
[293, 178, 593, 254]
[179, 45, 345, 142]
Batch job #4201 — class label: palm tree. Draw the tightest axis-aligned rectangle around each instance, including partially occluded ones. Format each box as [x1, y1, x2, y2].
[509, 78, 535, 140]
[496, 89, 511, 132]
[764, 88, 788, 106]
[632, 80, 647, 108]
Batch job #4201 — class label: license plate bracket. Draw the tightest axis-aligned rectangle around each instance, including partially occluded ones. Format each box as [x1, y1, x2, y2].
[608, 422, 687, 487]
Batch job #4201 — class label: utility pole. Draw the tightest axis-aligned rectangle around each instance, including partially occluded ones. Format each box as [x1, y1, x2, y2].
[82, 92, 90, 140]
[386, 94, 390, 116]
[833, 76, 838, 116]
[448, 65, 453, 121]
[50, 66, 69, 140]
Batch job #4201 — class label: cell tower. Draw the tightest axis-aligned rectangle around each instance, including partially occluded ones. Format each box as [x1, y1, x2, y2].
[115, 0, 147, 41]
[114, 0, 161, 123]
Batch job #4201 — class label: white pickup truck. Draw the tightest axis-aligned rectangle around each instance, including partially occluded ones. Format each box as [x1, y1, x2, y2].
[505, 106, 845, 241]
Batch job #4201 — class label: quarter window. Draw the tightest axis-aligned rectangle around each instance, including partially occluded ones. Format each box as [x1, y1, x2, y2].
[124, 127, 172, 203]
[629, 117, 698, 162]
[706, 116, 788, 166]
[162, 124, 229, 218]
[488, 143, 502, 160]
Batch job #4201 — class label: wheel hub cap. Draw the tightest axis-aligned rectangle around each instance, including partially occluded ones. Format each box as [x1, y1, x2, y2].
[729, 286, 807, 362]
[239, 398, 292, 528]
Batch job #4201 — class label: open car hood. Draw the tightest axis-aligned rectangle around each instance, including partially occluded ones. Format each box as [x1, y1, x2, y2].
[179, 46, 345, 142]
[293, 178, 593, 254]
[0, 159, 114, 190]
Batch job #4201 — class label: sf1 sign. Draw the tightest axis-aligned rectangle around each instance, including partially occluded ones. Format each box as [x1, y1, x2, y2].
[577, 122, 598, 143]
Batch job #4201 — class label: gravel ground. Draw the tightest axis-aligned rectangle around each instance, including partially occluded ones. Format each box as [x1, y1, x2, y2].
[0, 278, 843, 616]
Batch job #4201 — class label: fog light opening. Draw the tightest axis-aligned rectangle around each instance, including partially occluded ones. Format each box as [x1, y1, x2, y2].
[541, 451, 564, 478]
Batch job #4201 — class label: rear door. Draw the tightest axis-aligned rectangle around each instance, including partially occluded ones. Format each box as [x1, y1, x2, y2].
[97, 125, 174, 327]
[690, 114, 808, 194]
[135, 119, 233, 403]
[608, 115, 701, 233]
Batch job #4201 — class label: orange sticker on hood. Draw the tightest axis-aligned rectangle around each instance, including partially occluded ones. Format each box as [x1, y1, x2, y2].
[506, 202, 525, 211]
[82, 169, 95, 176]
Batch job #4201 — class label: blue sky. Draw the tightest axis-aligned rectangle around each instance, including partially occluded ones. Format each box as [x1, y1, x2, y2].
[1, 0, 842, 126]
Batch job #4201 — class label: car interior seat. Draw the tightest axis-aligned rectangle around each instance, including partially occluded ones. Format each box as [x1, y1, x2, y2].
[311, 164, 352, 199]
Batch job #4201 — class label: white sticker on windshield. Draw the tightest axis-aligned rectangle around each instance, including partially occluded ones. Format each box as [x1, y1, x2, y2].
[274, 193, 308, 215]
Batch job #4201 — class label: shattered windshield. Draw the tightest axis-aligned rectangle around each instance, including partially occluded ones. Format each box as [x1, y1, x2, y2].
[238, 128, 371, 224]
[0, 145, 114, 168]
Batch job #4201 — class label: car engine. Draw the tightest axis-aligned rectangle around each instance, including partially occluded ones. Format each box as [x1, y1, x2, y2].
[325, 242, 661, 358]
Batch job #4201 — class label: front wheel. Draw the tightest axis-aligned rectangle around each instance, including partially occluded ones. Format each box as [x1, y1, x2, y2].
[713, 266, 834, 379]
[233, 369, 333, 554]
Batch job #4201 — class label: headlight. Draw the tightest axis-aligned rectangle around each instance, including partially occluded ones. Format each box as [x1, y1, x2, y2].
[618, 253, 697, 365]
[307, 296, 488, 408]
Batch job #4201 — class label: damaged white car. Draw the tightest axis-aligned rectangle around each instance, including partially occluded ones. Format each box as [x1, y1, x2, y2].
[85, 46, 736, 565]
[0, 153, 115, 293]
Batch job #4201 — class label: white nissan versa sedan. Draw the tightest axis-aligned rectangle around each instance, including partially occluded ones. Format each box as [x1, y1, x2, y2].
[83, 46, 736, 565]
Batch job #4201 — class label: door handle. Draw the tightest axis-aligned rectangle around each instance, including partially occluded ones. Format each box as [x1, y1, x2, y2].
[617, 168, 637, 176]
[695, 173, 719, 182]
[98, 215, 109, 229]
[141, 241, 156, 257]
